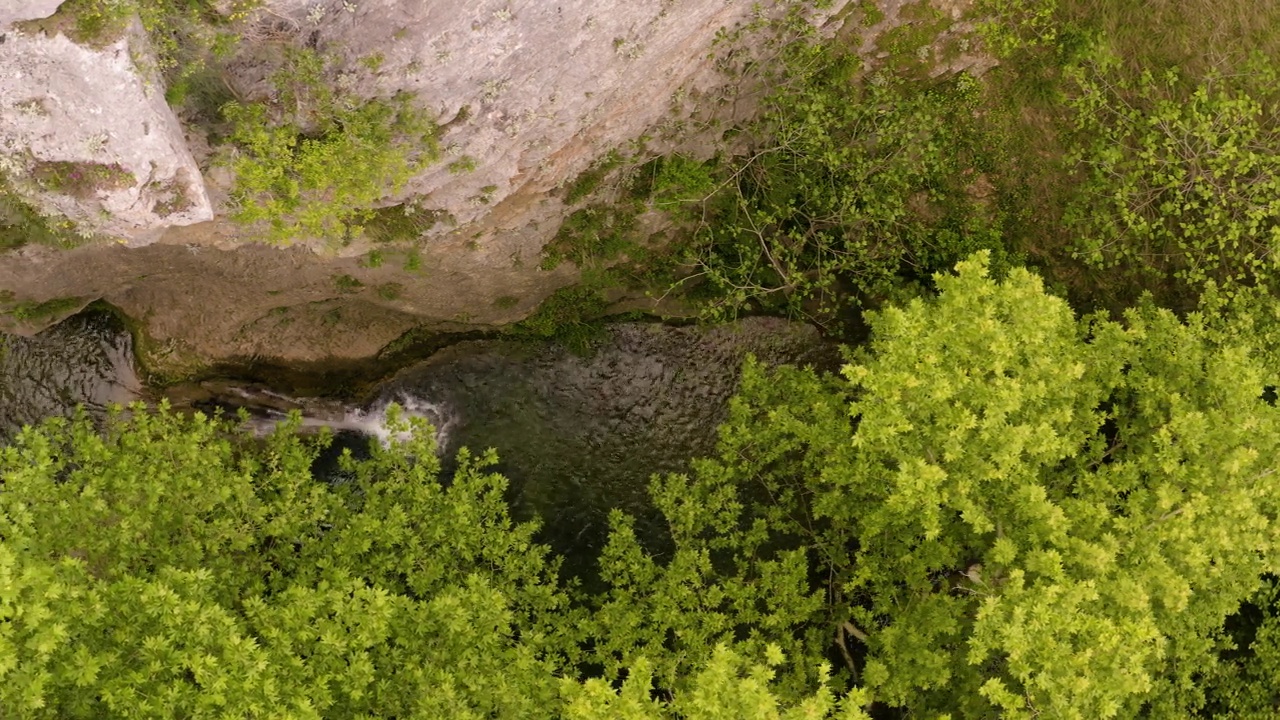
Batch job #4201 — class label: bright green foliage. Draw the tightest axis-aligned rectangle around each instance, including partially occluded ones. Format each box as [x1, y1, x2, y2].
[20, 0, 135, 45]
[1065, 57, 1280, 291]
[10, 256, 1280, 716]
[0, 407, 573, 717]
[646, 154, 718, 220]
[223, 86, 438, 244]
[973, 0, 1060, 57]
[681, 37, 1004, 320]
[0, 404, 868, 717]
[588, 499, 827, 698]
[613, 253, 1280, 716]
[561, 648, 873, 720]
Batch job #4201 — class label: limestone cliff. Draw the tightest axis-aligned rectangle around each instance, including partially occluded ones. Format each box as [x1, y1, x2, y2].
[0, 12, 212, 241]
[1, 0, 976, 376]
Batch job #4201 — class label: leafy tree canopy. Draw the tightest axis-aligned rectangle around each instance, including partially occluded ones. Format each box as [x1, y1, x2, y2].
[0, 407, 858, 719]
[592, 253, 1280, 717]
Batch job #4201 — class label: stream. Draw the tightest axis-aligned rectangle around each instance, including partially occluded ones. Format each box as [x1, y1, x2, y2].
[0, 310, 144, 443]
[0, 309, 838, 571]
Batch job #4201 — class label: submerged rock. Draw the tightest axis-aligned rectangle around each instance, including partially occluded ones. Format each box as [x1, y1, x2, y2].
[0, 309, 143, 441]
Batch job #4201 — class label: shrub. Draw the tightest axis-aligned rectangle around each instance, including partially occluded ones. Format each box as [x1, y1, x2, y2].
[1064, 57, 1280, 292]
[564, 150, 624, 205]
[676, 34, 1006, 320]
[540, 204, 640, 271]
[973, 0, 1060, 58]
[505, 285, 608, 354]
[219, 46, 438, 244]
[223, 92, 438, 244]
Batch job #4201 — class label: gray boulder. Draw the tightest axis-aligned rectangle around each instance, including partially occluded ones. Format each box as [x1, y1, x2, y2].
[0, 0, 65, 28]
[0, 24, 213, 245]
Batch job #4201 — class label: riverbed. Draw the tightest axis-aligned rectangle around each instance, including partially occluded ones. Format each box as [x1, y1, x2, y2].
[0, 309, 838, 572]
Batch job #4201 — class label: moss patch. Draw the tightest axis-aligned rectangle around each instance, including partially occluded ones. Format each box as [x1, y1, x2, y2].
[5, 296, 87, 324]
[364, 203, 439, 243]
[504, 285, 609, 354]
[0, 181, 78, 250]
[32, 161, 134, 200]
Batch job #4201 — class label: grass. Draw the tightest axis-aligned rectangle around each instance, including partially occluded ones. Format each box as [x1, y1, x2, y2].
[0, 180, 80, 250]
[563, 150, 625, 205]
[959, 0, 1280, 313]
[540, 203, 641, 272]
[504, 285, 609, 355]
[877, 1, 952, 75]
[6, 297, 86, 323]
[17, 0, 134, 46]
[402, 249, 424, 272]
[333, 274, 363, 293]
[1057, 0, 1280, 84]
[363, 203, 438, 243]
[858, 0, 885, 26]
[447, 156, 478, 174]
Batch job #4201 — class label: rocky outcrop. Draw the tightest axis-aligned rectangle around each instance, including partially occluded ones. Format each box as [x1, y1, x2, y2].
[1, 0, 931, 374]
[0, 0, 64, 28]
[280, 0, 813, 230]
[0, 25, 213, 243]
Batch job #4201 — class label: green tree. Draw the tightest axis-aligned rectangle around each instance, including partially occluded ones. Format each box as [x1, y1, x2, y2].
[597, 253, 1280, 717]
[1064, 55, 1280, 292]
[10, 256, 1280, 717]
[0, 408, 571, 717]
[673, 24, 1005, 321]
[0, 406, 860, 718]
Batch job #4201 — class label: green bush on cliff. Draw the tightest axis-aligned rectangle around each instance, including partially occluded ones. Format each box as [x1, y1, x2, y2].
[673, 25, 1007, 321]
[223, 96, 436, 244]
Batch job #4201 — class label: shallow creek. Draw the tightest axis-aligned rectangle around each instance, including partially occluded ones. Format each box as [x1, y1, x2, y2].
[0, 310, 838, 568]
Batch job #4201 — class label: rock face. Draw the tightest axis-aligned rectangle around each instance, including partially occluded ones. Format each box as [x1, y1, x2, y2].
[0, 0, 860, 371]
[0, 0, 64, 28]
[285, 0, 808, 230]
[0, 25, 213, 242]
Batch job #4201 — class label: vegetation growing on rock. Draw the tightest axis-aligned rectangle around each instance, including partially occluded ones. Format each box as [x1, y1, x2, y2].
[217, 47, 439, 244]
